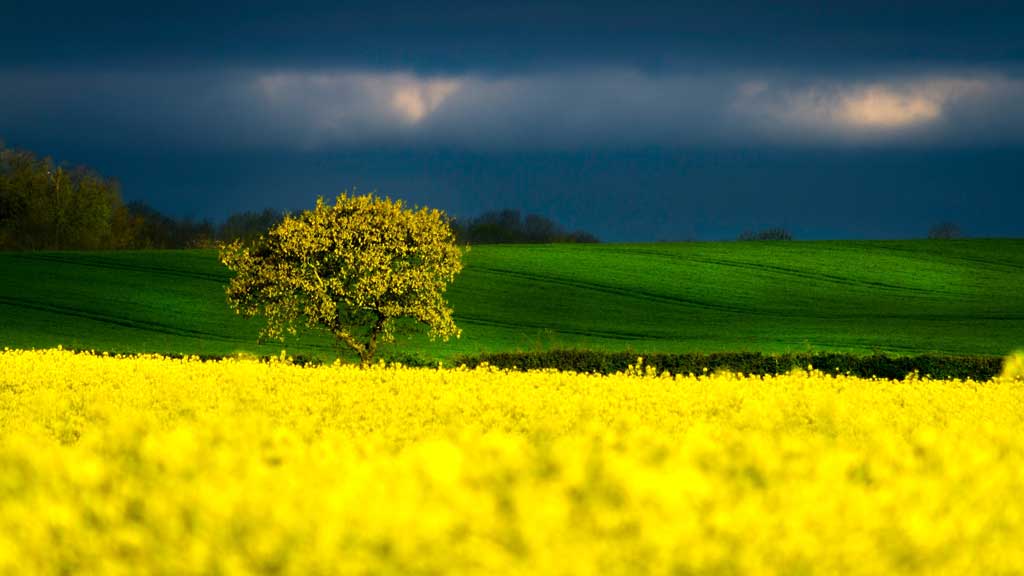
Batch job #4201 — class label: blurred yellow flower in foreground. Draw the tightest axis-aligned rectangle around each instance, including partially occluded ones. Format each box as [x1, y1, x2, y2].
[1002, 350, 1024, 380]
[1, 348, 1023, 575]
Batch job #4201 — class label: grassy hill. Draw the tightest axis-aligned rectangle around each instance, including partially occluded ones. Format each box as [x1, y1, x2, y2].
[1, 239, 1023, 362]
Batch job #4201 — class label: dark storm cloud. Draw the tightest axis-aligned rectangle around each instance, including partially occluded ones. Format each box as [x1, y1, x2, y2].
[4, 1, 1024, 72]
[3, 0, 1024, 151]
[3, 67, 1023, 150]
[2, 0, 1023, 240]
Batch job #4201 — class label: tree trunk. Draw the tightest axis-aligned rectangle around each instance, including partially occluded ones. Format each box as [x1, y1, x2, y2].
[334, 332, 367, 366]
[334, 313, 387, 366]
[362, 313, 387, 366]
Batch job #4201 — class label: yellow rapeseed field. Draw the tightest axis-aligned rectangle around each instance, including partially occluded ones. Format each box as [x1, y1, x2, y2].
[1, 349, 1023, 575]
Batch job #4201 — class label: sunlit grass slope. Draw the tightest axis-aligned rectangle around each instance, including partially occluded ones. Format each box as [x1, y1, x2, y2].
[1, 239, 1023, 361]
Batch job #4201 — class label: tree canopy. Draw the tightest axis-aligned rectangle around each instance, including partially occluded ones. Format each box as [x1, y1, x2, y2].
[451, 209, 599, 244]
[220, 193, 463, 364]
[0, 145, 131, 250]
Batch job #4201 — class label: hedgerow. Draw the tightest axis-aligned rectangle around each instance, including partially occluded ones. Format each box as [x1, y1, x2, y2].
[453, 350, 1004, 380]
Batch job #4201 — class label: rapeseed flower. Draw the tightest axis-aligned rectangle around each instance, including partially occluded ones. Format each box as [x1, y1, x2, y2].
[0, 349, 1022, 574]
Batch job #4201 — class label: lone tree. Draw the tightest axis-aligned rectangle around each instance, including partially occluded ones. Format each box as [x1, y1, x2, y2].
[220, 193, 463, 364]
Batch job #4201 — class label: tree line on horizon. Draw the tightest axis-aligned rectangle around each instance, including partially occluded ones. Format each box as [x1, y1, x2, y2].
[0, 145, 285, 250]
[2, 144, 966, 250]
[0, 145, 599, 250]
[450, 209, 599, 244]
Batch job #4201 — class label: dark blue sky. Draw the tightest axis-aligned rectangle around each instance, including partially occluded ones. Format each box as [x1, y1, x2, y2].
[2, 0, 1022, 240]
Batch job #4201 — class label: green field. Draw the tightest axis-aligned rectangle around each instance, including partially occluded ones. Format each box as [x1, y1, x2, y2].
[1, 239, 1023, 362]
